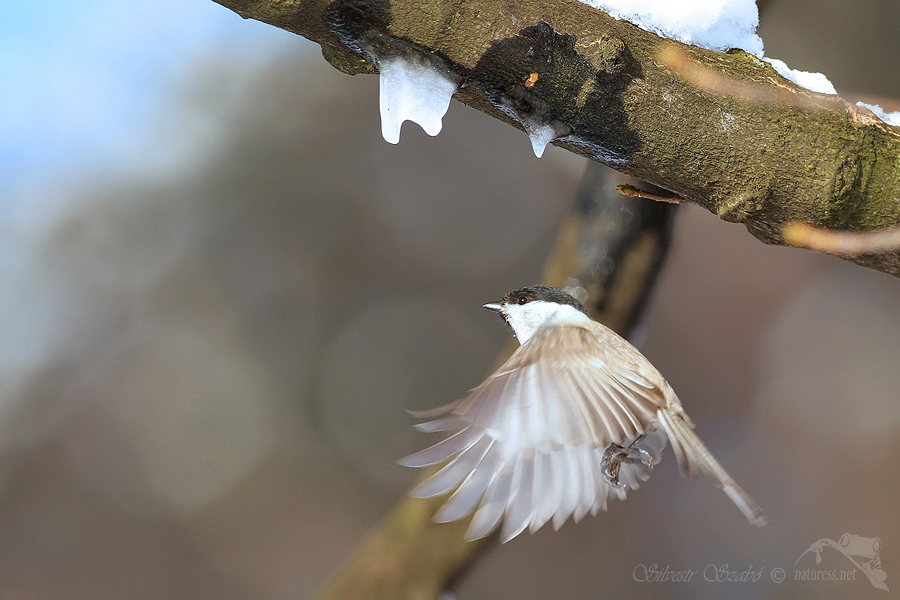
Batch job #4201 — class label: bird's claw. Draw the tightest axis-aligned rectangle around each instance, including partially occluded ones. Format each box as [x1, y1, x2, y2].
[601, 436, 654, 488]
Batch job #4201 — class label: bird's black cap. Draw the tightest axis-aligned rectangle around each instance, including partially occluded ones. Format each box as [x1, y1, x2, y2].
[489, 285, 588, 315]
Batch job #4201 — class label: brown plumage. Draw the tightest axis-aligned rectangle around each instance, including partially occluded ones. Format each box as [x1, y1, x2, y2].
[400, 286, 766, 542]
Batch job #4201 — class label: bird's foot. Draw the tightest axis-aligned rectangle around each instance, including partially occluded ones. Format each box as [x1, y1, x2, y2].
[601, 436, 654, 488]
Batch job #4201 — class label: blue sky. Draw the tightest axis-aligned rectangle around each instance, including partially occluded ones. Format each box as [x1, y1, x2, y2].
[0, 0, 300, 212]
[0, 0, 311, 383]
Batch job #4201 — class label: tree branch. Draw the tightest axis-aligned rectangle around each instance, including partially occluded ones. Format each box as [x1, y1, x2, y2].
[214, 0, 900, 276]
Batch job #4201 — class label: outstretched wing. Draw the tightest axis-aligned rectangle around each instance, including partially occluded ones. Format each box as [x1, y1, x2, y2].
[399, 322, 671, 542]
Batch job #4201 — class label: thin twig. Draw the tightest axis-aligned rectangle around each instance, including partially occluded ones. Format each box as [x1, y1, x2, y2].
[782, 221, 900, 256]
[616, 184, 683, 204]
[657, 46, 845, 112]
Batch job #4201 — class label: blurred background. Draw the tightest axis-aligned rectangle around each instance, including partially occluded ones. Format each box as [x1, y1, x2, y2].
[1, 0, 899, 598]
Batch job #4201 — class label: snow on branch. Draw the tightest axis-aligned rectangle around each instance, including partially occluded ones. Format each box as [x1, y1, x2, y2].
[213, 0, 900, 276]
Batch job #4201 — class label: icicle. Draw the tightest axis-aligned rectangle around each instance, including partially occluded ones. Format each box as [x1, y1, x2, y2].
[523, 121, 559, 158]
[378, 56, 459, 144]
[518, 117, 571, 158]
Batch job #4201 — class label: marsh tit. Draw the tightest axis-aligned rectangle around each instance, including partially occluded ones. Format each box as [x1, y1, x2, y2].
[400, 285, 766, 542]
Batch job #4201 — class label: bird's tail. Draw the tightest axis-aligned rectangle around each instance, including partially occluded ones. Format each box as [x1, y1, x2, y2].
[658, 410, 767, 527]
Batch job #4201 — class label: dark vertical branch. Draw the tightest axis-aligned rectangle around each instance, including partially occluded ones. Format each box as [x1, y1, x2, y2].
[316, 163, 676, 600]
[544, 163, 676, 335]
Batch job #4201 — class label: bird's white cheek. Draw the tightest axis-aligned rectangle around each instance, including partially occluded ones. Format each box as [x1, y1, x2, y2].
[504, 302, 588, 344]
[503, 310, 541, 344]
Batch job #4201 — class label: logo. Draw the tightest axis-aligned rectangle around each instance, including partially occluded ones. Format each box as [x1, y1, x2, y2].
[795, 533, 888, 591]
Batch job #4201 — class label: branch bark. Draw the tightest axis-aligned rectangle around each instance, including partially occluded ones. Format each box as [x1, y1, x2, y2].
[214, 0, 900, 276]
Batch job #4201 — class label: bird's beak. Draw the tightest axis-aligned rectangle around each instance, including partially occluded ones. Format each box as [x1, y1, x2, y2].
[483, 302, 503, 313]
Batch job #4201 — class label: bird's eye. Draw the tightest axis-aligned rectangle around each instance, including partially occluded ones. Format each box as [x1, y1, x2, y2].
[517, 296, 528, 305]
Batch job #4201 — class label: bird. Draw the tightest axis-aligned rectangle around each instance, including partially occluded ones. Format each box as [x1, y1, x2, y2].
[399, 284, 766, 542]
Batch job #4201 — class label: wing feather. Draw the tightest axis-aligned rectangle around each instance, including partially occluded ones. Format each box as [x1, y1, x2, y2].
[466, 468, 512, 541]
[502, 454, 535, 542]
[551, 448, 573, 531]
[405, 399, 462, 419]
[590, 448, 610, 516]
[409, 435, 493, 498]
[583, 375, 630, 443]
[573, 444, 595, 522]
[413, 414, 467, 433]
[530, 451, 554, 533]
[397, 427, 482, 468]
[433, 452, 497, 522]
